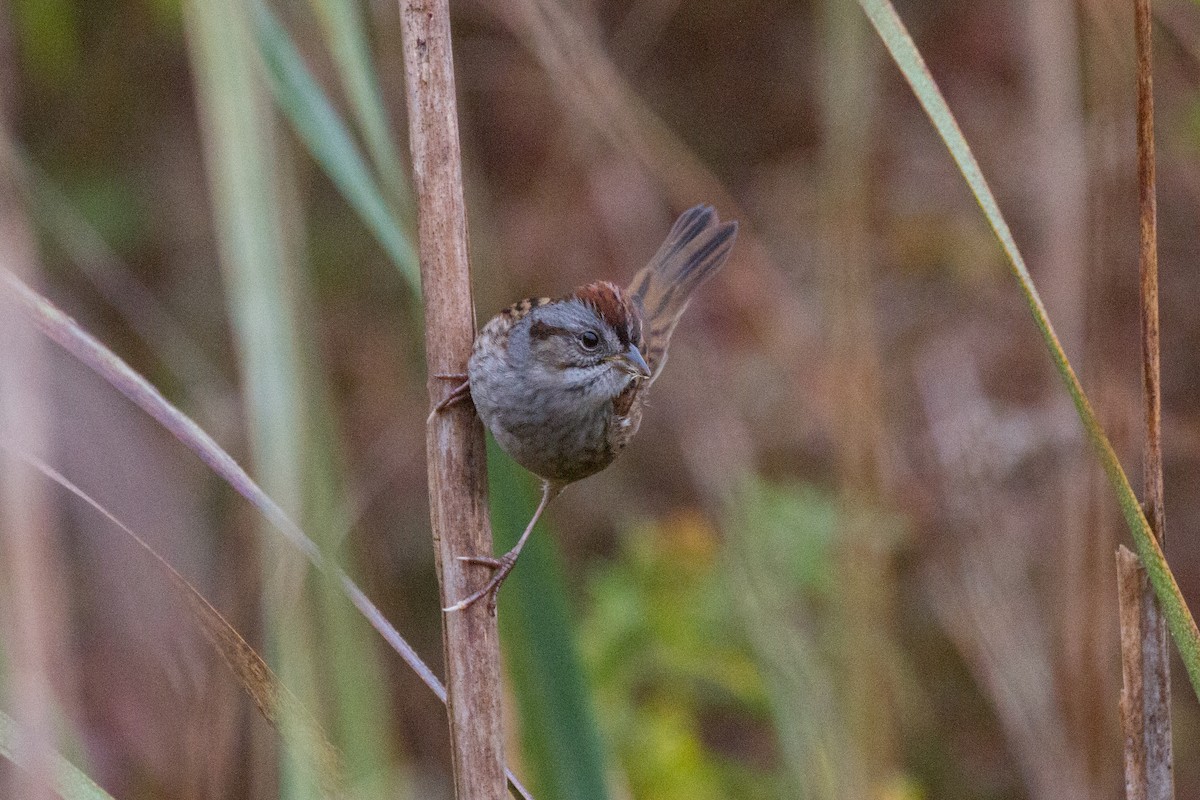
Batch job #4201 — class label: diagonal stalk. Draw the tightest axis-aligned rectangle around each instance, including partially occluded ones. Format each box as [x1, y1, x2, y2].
[0, 270, 533, 799]
[856, 0, 1200, 696]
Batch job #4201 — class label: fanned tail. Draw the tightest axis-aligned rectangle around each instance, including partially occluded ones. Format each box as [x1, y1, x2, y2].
[626, 204, 737, 380]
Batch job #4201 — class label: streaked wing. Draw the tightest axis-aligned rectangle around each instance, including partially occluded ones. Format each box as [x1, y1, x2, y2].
[626, 204, 737, 381]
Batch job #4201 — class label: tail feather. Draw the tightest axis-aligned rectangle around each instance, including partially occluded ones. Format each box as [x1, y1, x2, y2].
[627, 205, 737, 380]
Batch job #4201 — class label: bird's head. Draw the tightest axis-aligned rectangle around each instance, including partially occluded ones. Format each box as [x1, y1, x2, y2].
[523, 281, 651, 391]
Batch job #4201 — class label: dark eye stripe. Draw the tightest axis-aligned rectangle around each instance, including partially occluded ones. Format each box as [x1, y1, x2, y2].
[530, 320, 572, 340]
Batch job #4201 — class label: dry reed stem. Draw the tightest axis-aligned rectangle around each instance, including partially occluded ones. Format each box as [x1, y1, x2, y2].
[399, 1, 506, 798]
[1129, 0, 1174, 796]
[1137, 0, 1164, 551]
[1118, 546, 1150, 800]
[0, 36, 62, 800]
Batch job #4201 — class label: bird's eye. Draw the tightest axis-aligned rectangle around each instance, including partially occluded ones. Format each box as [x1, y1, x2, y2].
[578, 330, 600, 349]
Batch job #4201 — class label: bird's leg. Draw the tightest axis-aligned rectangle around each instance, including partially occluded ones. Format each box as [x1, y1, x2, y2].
[444, 481, 562, 615]
[429, 373, 472, 418]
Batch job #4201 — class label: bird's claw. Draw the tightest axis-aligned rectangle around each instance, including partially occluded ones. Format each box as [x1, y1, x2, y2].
[442, 482, 557, 615]
[458, 554, 505, 569]
[429, 378, 472, 421]
[443, 552, 519, 615]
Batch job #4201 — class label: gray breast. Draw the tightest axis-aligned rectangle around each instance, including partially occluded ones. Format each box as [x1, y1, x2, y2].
[467, 324, 624, 484]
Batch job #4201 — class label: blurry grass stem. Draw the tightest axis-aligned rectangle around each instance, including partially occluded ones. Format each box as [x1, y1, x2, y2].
[817, 1, 901, 790]
[1021, 0, 1108, 769]
[1127, 0, 1174, 793]
[186, 0, 375, 792]
[0, 712, 115, 800]
[306, 0, 413, 217]
[0, 137, 227, 396]
[253, 0, 419, 290]
[188, 0, 403, 791]
[488, 441, 611, 800]
[727, 479, 858, 800]
[497, 0, 795, 338]
[399, 1, 507, 797]
[0, 160, 58, 800]
[0, 271, 534, 800]
[857, 0, 1200, 698]
[6, 447, 344, 793]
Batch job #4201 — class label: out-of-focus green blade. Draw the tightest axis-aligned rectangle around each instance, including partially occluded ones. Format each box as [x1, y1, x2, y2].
[489, 439, 611, 800]
[0, 711, 115, 800]
[857, 0, 1200, 696]
[308, 0, 412, 216]
[184, 0, 301, 509]
[305, 390, 406, 800]
[185, 0, 400, 797]
[251, 0, 419, 290]
[185, 0, 323, 795]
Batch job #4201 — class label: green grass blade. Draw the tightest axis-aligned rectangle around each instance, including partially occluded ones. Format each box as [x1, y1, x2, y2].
[0, 711, 115, 800]
[305, 397, 403, 800]
[489, 439, 611, 800]
[251, 0, 419, 290]
[726, 478, 850, 800]
[308, 0, 413, 216]
[186, 0, 399, 796]
[185, 0, 325, 796]
[185, 0, 301, 501]
[857, 0, 1200, 696]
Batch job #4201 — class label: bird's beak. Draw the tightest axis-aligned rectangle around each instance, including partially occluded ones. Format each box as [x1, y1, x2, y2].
[609, 345, 652, 378]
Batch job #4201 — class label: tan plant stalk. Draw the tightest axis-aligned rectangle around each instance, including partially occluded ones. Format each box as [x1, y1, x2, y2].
[398, 1, 507, 797]
[1124, 0, 1174, 795]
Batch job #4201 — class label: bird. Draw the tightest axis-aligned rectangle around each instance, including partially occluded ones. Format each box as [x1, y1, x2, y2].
[435, 204, 737, 613]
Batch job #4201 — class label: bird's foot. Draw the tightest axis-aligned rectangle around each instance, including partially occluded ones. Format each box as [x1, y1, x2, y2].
[429, 375, 472, 420]
[443, 550, 520, 616]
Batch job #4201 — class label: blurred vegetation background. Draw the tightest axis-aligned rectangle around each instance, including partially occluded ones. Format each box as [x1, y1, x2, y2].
[1, 0, 1199, 798]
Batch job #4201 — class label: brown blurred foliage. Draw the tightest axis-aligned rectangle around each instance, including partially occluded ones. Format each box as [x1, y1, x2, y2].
[3, 0, 1200, 798]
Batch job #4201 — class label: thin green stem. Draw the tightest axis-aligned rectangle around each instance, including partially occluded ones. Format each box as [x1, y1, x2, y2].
[857, 0, 1200, 697]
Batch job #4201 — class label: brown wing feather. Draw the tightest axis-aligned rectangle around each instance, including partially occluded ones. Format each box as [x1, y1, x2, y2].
[626, 205, 737, 381]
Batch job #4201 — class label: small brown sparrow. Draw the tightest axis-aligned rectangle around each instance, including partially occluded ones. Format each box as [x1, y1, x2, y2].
[437, 205, 737, 613]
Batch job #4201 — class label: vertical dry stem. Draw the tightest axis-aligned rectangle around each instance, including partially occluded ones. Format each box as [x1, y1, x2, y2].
[1117, 546, 1149, 800]
[399, 1, 507, 798]
[0, 47, 62, 800]
[0, 177, 59, 800]
[1127, 0, 1174, 796]
[817, 3, 898, 791]
[1136, 0, 1163, 551]
[1024, 3, 1110, 786]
